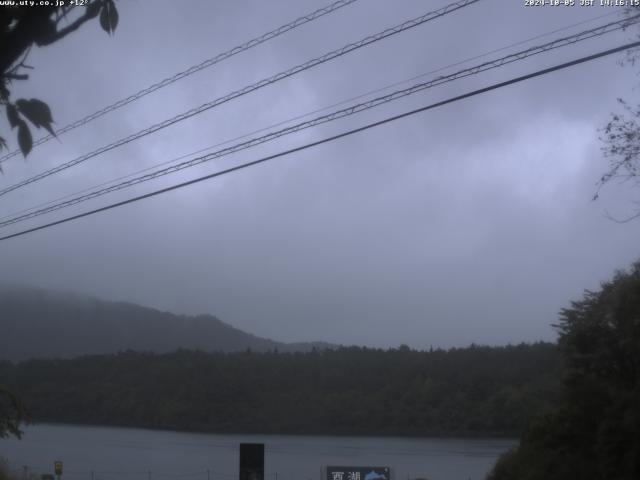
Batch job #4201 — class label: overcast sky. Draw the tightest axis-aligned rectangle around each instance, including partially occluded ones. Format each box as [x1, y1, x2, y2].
[1, 0, 639, 348]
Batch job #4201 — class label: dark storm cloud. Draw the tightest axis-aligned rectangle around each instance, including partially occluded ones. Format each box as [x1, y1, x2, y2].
[1, 0, 639, 348]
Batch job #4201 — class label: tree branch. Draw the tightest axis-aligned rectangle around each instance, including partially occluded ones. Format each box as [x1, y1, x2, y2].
[0, 1, 103, 73]
[38, 3, 103, 46]
[603, 208, 640, 223]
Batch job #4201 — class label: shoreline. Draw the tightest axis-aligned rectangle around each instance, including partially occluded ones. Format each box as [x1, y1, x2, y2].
[20, 420, 521, 441]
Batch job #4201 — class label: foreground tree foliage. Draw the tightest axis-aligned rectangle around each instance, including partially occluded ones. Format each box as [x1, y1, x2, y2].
[488, 261, 640, 480]
[0, 0, 118, 159]
[0, 343, 560, 437]
[0, 385, 28, 439]
[597, 7, 640, 220]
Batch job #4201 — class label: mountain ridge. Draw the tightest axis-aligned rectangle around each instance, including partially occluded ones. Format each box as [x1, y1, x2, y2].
[0, 285, 336, 361]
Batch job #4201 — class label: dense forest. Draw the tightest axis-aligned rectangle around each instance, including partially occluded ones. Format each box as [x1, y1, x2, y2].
[0, 343, 560, 437]
[488, 261, 640, 480]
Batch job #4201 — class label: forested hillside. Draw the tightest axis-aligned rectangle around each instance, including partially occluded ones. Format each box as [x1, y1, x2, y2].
[0, 343, 561, 436]
[488, 262, 640, 480]
[0, 286, 332, 360]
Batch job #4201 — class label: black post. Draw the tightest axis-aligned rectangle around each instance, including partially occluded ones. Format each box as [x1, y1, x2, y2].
[239, 443, 264, 480]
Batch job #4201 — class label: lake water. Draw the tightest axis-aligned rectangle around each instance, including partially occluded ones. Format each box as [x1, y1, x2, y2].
[0, 424, 515, 480]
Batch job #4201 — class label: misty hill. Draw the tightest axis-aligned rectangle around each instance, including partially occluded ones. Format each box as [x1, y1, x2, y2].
[0, 286, 333, 361]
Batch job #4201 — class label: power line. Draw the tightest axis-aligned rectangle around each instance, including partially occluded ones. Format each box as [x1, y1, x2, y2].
[0, 9, 622, 224]
[0, 15, 635, 229]
[0, 0, 482, 199]
[0, 0, 360, 165]
[1, 40, 637, 243]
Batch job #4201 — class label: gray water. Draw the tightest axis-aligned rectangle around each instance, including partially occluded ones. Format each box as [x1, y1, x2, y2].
[0, 424, 515, 480]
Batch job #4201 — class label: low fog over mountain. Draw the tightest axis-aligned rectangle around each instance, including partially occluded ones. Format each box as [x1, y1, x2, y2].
[0, 286, 334, 361]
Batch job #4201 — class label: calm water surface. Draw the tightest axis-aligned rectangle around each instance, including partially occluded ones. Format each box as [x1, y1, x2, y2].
[0, 424, 515, 480]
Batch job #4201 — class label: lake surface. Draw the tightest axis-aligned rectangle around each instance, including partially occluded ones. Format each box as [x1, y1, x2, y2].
[0, 424, 515, 480]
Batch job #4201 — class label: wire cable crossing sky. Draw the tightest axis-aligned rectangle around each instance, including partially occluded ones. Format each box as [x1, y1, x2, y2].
[2, 39, 637, 243]
[1, 14, 635, 230]
[0, 0, 482, 199]
[0, 9, 621, 225]
[0, 0, 361, 165]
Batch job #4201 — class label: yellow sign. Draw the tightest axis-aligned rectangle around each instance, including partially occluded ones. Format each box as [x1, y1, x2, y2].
[54, 462, 63, 476]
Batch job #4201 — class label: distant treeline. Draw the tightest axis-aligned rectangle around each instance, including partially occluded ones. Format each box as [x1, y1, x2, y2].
[0, 343, 561, 436]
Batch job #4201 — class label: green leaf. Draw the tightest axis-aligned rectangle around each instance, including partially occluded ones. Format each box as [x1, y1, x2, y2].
[100, 0, 118, 34]
[6, 103, 19, 129]
[17, 119, 33, 157]
[99, 3, 110, 33]
[16, 98, 55, 137]
[86, 0, 102, 19]
[0, 82, 9, 101]
[108, 1, 119, 32]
